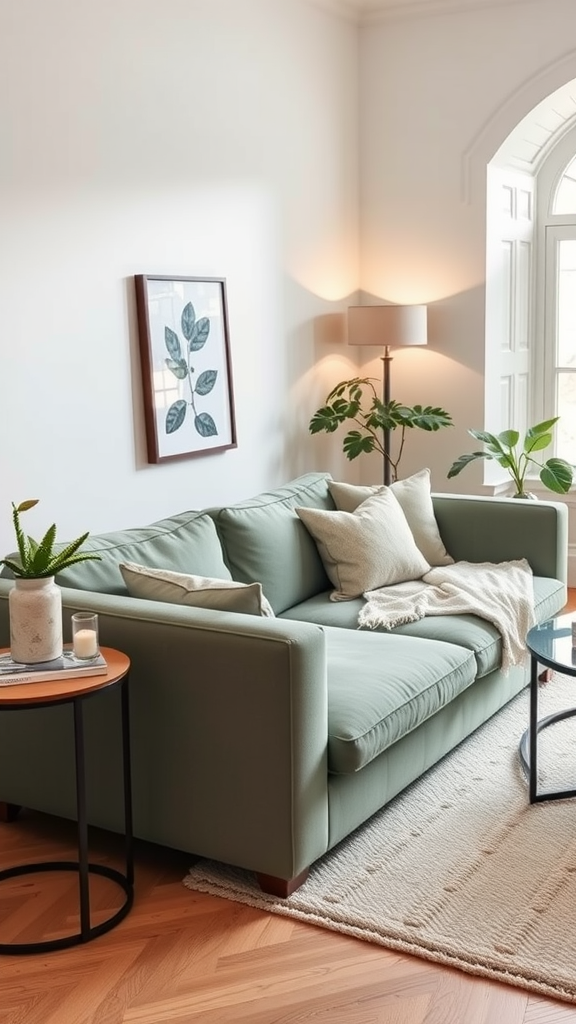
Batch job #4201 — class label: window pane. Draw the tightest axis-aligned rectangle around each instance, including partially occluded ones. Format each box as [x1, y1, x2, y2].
[556, 371, 576, 461]
[557, 240, 576, 366]
[554, 155, 576, 214]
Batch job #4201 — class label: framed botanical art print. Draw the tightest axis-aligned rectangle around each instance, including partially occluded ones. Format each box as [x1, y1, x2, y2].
[134, 275, 237, 464]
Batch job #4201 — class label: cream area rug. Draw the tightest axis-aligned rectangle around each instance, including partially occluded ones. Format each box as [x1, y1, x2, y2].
[183, 674, 576, 1005]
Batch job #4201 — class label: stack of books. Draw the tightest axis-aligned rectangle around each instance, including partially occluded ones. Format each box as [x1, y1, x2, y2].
[0, 649, 107, 686]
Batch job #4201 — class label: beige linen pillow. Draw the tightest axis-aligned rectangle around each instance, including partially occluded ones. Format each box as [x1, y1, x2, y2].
[295, 490, 430, 601]
[119, 562, 275, 617]
[328, 468, 453, 567]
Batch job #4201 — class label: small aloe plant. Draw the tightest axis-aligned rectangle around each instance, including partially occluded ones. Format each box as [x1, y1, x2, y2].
[0, 500, 101, 579]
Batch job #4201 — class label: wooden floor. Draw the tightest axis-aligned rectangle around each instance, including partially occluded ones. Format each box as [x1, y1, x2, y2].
[2, 597, 576, 1024]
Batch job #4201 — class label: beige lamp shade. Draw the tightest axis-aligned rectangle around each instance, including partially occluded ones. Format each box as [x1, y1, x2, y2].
[348, 304, 428, 348]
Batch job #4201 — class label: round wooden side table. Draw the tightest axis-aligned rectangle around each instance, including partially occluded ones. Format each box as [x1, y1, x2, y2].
[0, 647, 134, 954]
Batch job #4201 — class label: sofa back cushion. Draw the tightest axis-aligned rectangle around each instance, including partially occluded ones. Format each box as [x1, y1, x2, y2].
[54, 512, 230, 595]
[211, 472, 334, 614]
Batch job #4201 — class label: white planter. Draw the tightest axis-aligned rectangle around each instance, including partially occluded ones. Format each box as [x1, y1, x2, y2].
[9, 577, 63, 664]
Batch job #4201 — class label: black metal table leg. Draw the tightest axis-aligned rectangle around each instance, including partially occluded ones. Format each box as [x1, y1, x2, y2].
[0, 652, 133, 954]
[73, 697, 91, 940]
[519, 651, 576, 803]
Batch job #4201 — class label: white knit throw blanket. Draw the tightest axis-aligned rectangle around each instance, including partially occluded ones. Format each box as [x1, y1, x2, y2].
[358, 559, 535, 673]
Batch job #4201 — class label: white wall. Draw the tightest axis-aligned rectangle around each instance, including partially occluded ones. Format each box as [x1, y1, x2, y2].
[358, 0, 576, 493]
[0, 0, 359, 553]
[5, 0, 576, 560]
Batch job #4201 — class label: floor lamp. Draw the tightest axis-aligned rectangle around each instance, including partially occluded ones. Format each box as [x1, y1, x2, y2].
[347, 304, 428, 485]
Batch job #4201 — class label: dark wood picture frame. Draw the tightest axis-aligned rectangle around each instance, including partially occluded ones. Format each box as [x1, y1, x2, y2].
[134, 275, 237, 464]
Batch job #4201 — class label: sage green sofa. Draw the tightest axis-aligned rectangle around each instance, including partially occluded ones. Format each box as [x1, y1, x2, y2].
[0, 473, 568, 895]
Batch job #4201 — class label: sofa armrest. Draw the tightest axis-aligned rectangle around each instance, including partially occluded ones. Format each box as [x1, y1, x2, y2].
[432, 493, 568, 583]
[0, 580, 329, 881]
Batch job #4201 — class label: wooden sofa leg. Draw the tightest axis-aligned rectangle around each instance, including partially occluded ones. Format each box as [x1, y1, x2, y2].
[0, 802, 22, 823]
[256, 868, 310, 897]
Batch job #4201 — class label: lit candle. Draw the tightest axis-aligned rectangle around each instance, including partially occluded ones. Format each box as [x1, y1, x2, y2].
[73, 628, 98, 659]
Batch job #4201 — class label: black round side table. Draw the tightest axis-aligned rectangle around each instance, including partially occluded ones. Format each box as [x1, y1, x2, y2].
[521, 616, 576, 804]
[0, 647, 133, 954]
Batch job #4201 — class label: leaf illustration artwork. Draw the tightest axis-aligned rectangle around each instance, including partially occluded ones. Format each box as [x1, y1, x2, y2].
[164, 301, 219, 439]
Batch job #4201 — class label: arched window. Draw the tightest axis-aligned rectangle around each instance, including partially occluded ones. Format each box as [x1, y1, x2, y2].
[554, 155, 576, 214]
[536, 126, 576, 463]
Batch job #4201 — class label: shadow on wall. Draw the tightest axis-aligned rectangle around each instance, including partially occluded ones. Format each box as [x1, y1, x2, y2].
[282, 281, 488, 491]
[283, 306, 361, 484]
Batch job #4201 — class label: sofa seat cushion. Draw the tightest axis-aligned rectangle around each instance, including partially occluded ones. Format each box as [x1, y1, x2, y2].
[54, 512, 229, 595]
[281, 574, 566, 679]
[323, 626, 476, 774]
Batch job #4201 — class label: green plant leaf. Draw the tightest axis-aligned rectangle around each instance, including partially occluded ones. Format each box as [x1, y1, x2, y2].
[498, 429, 520, 448]
[447, 452, 488, 478]
[540, 458, 573, 493]
[309, 399, 356, 433]
[195, 369, 217, 396]
[195, 412, 218, 437]
[342, 431, 375, 460]
[30, 523, 57, 575]
[326, 378, 378, 403]
[469, 429, 501, 447]
[528, 417, 559, 436]
[189, 317, 210, 352]
[524, 432, 552, 453]
[0, 558, 28, 577]
[366, 408, 397, 430]
[165, 358, 188, 380]
[16, 500, 39, 513]
[405, 406, 453, 431]
[468, 429, 512, 460]
[165, 327, 182, 361]
[46, 531, 92, 571]
[166, 399, 187, 434]
[181, 302, 196, 341]
[48, 550, 102, 576]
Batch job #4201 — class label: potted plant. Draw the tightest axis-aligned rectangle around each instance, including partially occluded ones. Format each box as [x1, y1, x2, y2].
[447, 419, 573, 497]
[1, 499, 101, 664]
[309, 377, 452, 483]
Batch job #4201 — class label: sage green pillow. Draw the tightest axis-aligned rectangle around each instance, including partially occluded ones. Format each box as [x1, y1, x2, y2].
[119, 562, 275, 617]
[296, 490, 430, 601]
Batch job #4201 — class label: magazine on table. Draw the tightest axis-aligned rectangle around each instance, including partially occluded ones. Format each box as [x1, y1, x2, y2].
[0, 648, 108, 686]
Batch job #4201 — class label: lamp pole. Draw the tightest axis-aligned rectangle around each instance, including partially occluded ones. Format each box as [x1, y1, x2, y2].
[381, 347, 392, 486]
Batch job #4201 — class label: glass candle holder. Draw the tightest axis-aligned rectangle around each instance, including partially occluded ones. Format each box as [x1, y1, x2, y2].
[72, 612, 99, 660]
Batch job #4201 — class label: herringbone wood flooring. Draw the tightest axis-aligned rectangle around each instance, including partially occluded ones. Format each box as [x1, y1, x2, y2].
[2, 595, 576, 1024]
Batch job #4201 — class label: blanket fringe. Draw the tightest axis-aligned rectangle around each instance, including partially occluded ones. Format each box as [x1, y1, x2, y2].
[359, 611, 421, 630]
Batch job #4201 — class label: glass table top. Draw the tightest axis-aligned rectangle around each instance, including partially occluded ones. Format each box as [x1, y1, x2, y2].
[526, 614, 576, 676]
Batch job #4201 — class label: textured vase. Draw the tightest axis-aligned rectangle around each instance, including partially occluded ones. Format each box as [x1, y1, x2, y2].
[9, 577, 63, 663]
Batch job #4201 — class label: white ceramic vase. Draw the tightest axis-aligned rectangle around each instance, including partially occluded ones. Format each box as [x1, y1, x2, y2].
[9, 577, 63, 663]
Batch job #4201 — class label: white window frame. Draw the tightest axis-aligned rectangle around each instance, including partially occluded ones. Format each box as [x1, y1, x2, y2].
[535, 125, 576, 442]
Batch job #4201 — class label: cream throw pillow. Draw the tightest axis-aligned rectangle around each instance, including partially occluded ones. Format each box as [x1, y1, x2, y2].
[119, 562, 275, 617]
[328, 469, 453, 567]
[296, 491, 430, 601]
